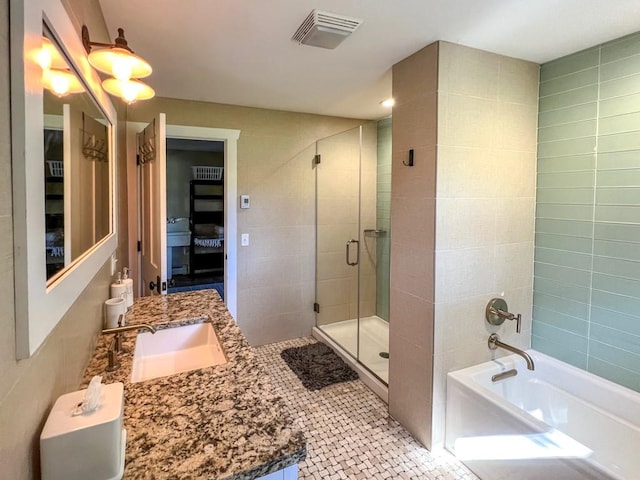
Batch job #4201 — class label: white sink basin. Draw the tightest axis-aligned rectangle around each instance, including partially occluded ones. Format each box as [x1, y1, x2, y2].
[167, 219, 188, 233]
[131, 323, 227, 383]
[167, 231, 191, 247]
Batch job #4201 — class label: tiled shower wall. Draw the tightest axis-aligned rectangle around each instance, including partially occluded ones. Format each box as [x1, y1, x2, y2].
[433, 42, 538, 446]
[534, 32, 640, 392]
[389, 41, 539, 450]
[376, 117, 392, 321]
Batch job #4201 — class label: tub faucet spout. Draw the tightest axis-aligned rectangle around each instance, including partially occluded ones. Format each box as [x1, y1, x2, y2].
[488, 333, 535, 370]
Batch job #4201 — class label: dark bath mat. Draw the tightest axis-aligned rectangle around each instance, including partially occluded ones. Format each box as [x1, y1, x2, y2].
[280, 342, 359, 390]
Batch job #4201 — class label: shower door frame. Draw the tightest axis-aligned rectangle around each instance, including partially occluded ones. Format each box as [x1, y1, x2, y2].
[314, 125, 388, 385]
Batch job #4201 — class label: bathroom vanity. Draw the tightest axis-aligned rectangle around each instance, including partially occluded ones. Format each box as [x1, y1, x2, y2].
[82, 290, 305, 479]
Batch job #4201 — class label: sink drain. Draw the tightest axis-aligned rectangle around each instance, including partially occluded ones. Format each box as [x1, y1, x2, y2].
[379, 352, 389, 359]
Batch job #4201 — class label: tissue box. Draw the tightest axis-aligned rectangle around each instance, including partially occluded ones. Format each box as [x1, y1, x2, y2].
[40, 382, 126, 480]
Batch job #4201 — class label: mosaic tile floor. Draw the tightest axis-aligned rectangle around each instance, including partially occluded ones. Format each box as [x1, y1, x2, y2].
[254, 337, 478, 480]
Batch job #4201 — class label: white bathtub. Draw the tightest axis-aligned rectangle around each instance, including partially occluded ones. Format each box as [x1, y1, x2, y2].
[445, 350, 640, 480]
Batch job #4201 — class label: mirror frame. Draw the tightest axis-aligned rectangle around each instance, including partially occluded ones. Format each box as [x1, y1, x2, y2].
[10, 0, 118, 358]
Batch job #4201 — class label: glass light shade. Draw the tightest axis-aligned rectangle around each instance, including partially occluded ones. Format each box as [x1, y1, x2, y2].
[102, 77, 155, 104]
[88, 47, 152, 80]
[37, 37, 68, 70]
[42, 69, 85, 96]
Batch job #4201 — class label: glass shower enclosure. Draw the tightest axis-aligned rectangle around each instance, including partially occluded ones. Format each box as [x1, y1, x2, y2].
[314, 124, 390, 384]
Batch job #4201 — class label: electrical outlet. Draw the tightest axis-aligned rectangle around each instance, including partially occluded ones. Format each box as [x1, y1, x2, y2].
[110, 254, 118, 275]
[241, 233, 249, 246]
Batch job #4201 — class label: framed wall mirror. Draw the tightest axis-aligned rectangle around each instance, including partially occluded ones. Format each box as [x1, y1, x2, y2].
[42, 27, 112, 282]
[11, 0, 118, 358]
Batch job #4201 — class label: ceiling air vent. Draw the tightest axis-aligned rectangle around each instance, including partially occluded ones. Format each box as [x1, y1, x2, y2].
[292, 9, 363, 49]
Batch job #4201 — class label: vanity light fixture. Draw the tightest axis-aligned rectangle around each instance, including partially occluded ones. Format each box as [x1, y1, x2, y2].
[37, 37, 67, 70]
[42, 68, 85, 96]
[380, 98, 395, 108]
[38, 37, 85, 96]
[82, 25, 155, 103]
[102, 77, 155, 104]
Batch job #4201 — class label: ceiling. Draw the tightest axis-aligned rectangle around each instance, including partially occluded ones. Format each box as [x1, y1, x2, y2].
[98, 0, 640, 120]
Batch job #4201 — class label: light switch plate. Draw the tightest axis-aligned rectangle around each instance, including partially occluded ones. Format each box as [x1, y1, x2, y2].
[240, 195, 250, 209]
[241, 233, 249, 246]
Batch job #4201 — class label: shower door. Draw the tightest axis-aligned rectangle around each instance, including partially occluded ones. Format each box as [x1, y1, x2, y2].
[315, 125, 388, 384]
[315, 126, 362, 360]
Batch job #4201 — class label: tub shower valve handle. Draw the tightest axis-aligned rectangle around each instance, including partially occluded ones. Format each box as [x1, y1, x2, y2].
[497, 310, 522, 334]
[486, 298, 522, 333]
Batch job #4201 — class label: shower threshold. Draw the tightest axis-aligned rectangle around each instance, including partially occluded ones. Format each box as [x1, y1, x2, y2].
[312, 316, 389, 403]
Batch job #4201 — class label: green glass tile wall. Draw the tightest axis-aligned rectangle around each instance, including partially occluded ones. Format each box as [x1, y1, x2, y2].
[376, 117, 392, 321]
[534, 32, 640, 392]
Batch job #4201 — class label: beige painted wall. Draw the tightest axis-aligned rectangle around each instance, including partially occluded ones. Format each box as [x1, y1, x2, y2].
[0, 2, 118, 478]
[127, 99, 369, 345]
[389, 41, 538, 450]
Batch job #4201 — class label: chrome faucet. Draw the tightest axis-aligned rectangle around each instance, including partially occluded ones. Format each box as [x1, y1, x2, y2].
[101, 317, 156, 371]
[102, 322, 157, 336]
[488, 333, 535, 371]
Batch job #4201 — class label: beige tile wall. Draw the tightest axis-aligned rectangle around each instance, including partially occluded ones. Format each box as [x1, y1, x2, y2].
[389, 40, 538, 450]
[128, 99, 369, 345]
[389, 42, 439, 449]
[431, 42, 539, 447]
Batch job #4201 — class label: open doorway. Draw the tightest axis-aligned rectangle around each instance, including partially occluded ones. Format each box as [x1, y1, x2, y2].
[126, 122, 240, 319]
[166, 138, 225, 297]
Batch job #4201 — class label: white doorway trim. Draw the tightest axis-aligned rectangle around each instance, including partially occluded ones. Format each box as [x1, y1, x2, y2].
[167, 125, 240, 320]
[126, 122, 240, 319]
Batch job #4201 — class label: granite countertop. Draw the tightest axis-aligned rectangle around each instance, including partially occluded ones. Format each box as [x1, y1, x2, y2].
[82, 290, 305, 480]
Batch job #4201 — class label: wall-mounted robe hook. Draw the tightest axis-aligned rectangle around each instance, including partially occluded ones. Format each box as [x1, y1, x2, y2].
[403, 149, 414, 167]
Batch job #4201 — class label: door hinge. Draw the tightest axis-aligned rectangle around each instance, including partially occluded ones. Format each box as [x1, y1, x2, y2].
[313, 302, 320, 313]
[137, 240, 141, 252]
[313, 154, 321, 167]
[136, 154, 141, 166]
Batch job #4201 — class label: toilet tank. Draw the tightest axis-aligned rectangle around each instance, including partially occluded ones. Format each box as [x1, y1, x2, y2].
[40, 382, 126, 480]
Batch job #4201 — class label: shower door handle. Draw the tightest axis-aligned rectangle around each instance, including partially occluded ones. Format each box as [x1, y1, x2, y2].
[346, 239, 359, 266]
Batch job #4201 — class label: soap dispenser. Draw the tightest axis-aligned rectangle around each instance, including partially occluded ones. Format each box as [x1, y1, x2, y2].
[122, 267, 134, 309]
[110, 272, 126, 301]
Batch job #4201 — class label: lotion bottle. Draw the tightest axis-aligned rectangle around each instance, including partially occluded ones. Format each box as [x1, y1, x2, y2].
[122, 267, 134, 309]
[110, 272, 126, 304]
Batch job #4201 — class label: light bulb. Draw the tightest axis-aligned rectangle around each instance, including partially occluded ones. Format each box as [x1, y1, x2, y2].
[102, 77, 155, 104]
[121, 81, 139, 103]
[42, 69, 85, 96]
[111, 55, 134, 81]
[88, 47, 152, 80]
[38, 37, 69, 70]
[36, 47, 52, 70]
[50, 72, 71, 96]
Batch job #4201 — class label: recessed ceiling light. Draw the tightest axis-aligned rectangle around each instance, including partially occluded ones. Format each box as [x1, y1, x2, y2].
[380, 98, 394, 108]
